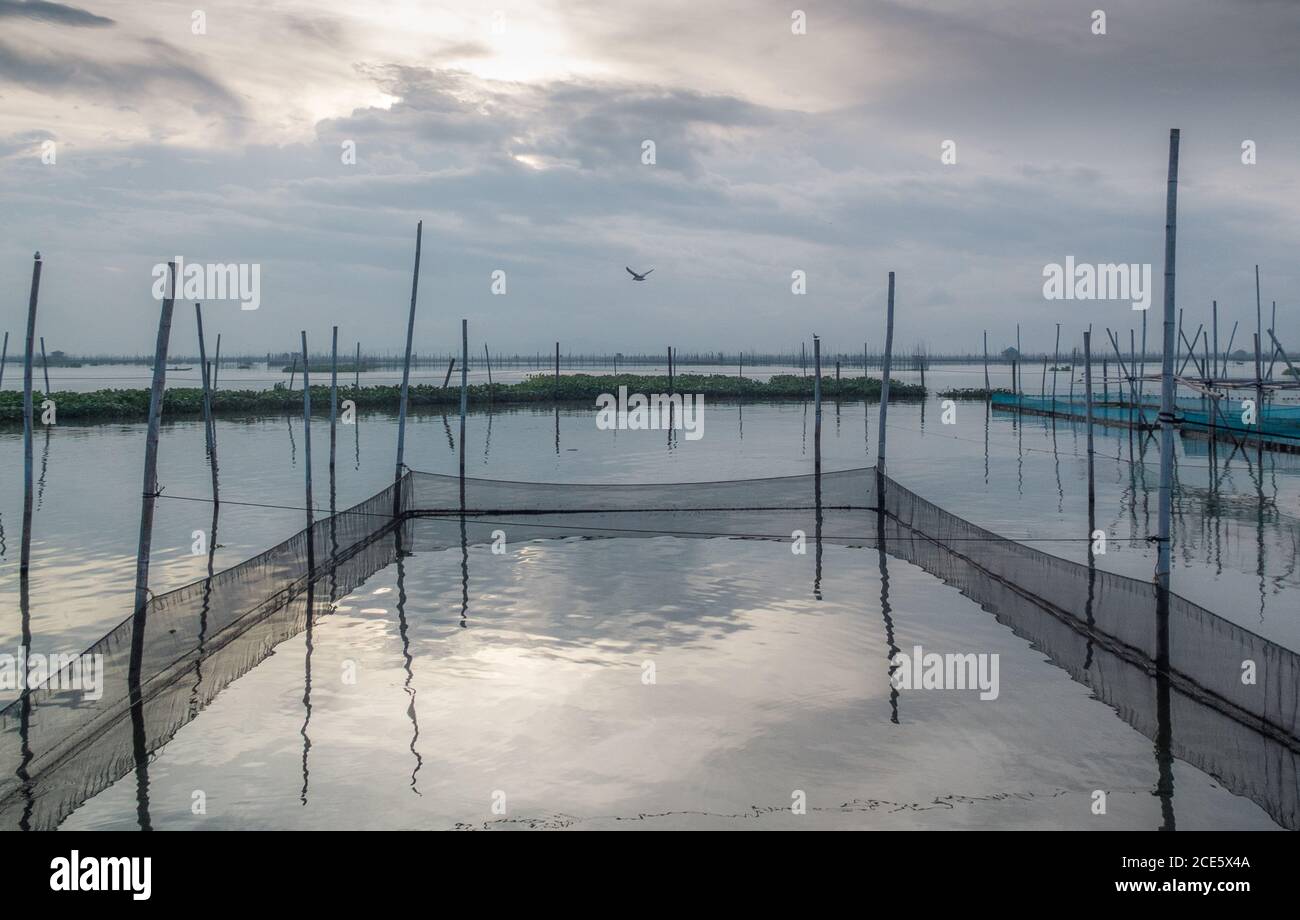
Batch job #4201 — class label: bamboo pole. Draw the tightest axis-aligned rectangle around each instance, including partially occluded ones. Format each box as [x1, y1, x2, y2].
[213, 333, 221, 390]
[1051, 323, 1060, 413]
[288, 354, 298, 392]
[484, 343, 493, 386]
[982, 330, 989, 395]
[394, 220, 423, 514]
[330, 325, 338, 478]
[460, 319, 468, 477]
[442, 358, 455, 388]
[1155, 128, 1179, 592]
[0, 330, 8, 390]
[1253, 332, 1263, 451]
[39, 336, 50, 395]
[876, 272, 896, 474]
[132, 260, 176, 616]
[195, 303, 215, 455]
[554, 342, 560, 396]
[1084, 330, 1095, 516]
[354, 342, 361, 392]
[1255, 264, 1262, 367]
[1212, 300, 1219, 379]
[301, 331, 314, 550]
[813, 335, 822, 441]
[21, 253, 42, 580]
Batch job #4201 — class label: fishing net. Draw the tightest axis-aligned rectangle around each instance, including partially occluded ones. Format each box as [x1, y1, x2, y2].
[2, 467, 1297, 829]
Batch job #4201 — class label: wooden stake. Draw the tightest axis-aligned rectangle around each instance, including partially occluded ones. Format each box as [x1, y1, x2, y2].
[554, 341, 560, 396]
[354, 342, 361, 392]
[442, 358, 455, 388]
[484, 342, 493, 386]
[0, 330, 8, 390]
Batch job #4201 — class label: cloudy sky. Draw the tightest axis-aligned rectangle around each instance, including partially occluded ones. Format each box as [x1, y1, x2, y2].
[0, 0, 1297, 357]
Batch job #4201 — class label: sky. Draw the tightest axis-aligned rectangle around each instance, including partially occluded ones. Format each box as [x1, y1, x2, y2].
[0, 0, 1297, 358]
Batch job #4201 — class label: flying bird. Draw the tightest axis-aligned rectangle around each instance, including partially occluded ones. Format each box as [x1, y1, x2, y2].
[625, 267, 654, 281]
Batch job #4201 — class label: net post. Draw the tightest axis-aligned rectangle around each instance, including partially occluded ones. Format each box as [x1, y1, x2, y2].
[1084, 330, 1096, 521]
[39, 335, 50, 396]
[460, 318, 468, 477]
[21, 252, 44, 583]
[394, 220, 422, 518]
[132, 259, 174, 616]
[813, 334, 822, 448]
[877, 271, 896, 478]
[301, 331, 314, 553]
[196, 303, 214, 455]
[330, 325, 338, 477]
[1156, 128, 1179, 595]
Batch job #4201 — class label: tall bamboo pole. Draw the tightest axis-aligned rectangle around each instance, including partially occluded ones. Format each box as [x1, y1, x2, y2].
[301, 331, 314, 558]
[0, 330, 8, 390]
[1212, 300, 1219, 379]
[982, 330, 989, 395]
[813, 335, 822, 443]
[394, 220, 423, 515]
[1084, 331, 1096, 516]
[460, 319, 468, 477]
[876, 272, 896, 474]
[132, 260, 176, 616]
[330, 325, 338, 479]
[1155, 128, 1180, 592]
[21, 253, 42, 580]
[354, 342, 361, 392]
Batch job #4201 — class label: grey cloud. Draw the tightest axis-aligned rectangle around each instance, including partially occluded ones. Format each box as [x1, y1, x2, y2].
[0, 0, 112, 27]
[0, 36, 244, 121]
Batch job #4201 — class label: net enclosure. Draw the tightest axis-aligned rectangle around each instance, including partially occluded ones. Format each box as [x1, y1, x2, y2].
[2, 468, 1298, 829]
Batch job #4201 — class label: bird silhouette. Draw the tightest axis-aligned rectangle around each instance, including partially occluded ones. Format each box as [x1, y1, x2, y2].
[625, 267, 654, 281]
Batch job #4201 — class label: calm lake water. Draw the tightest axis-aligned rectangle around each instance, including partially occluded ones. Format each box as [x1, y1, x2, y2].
[1, 395, 1297, 829]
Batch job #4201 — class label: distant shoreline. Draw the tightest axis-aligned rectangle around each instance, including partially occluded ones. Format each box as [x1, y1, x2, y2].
[0, 373, 926, 425]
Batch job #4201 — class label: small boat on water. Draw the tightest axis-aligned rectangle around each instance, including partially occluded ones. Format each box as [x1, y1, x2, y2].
[166, 365, 193, 371]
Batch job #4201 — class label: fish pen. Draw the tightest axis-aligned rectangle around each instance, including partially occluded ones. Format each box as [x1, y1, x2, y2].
[2, 466, 1298, 831]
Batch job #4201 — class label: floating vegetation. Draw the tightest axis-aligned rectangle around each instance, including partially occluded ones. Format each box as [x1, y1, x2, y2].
[937, 387, 1015, 399]
[0, 373, 925, 424]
